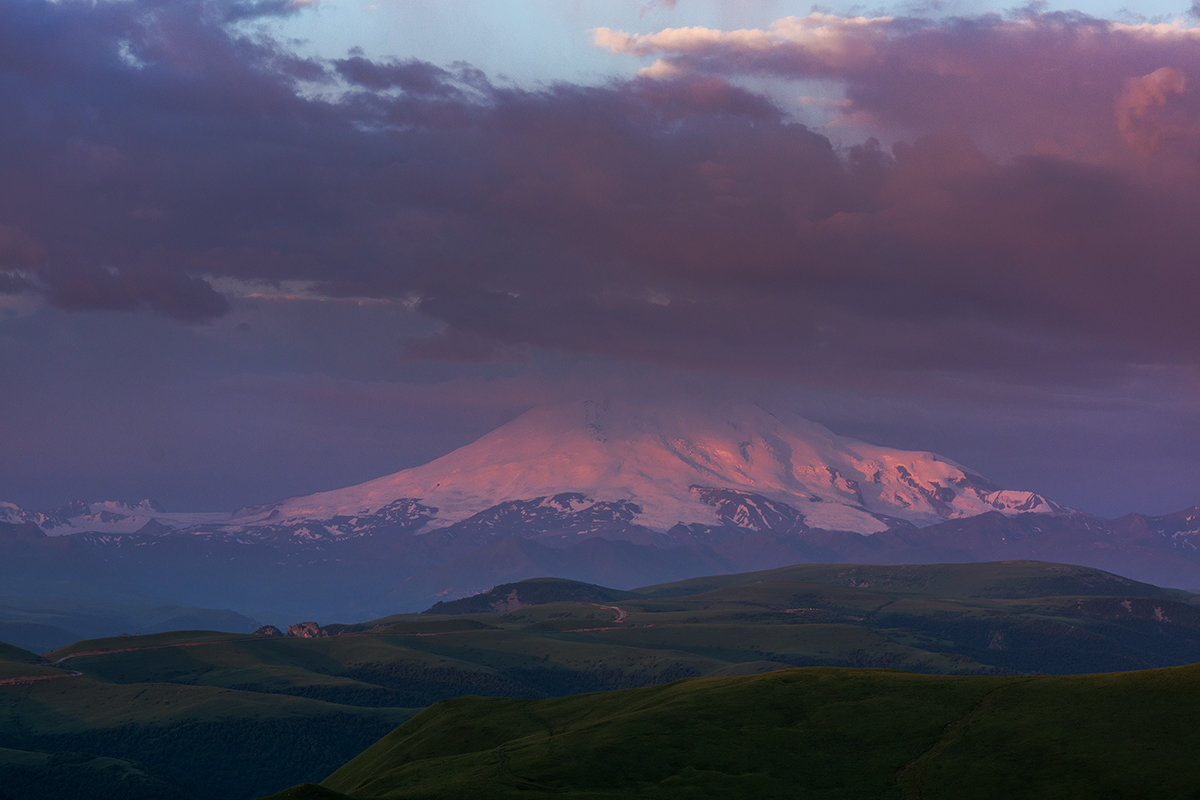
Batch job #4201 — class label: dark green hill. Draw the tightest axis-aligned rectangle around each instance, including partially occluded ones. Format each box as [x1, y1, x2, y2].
[47, 561, 1200, 706]
[424, 577, 633, 615]
[0, 747, 187, 800]
[0, 641, 75, 681]
[0, 641, 42, 664]
[265, 664, 1200, 800]
[8, 560, 1200, 800]
[0, 674, 413, 800]
[636, 560, 1182, 600]
[44, 628, 252, 660]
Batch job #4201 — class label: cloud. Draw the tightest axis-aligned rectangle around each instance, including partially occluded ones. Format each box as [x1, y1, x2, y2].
[0, 225, 44, 268]
[595, 14, 893, 62]
[0, 272, 34, 295]
[223, 0, 317, 21]
[334, 56, 456, 94]
[0, 0, 330, 320]
[639, 58, 683, 79]
[44, 266, 230, 321]
[4, 0, 1200, 383]
[7, 2, 1200, 516]
[1116, 66, 1191, 153]
[597, 12, 1200, 160]
[640, 0, 677, 15]
[399, 328, 525, 363]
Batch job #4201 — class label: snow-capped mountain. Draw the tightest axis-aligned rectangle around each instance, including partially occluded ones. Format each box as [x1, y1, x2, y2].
[233, 400, 1065, 536]
[2, 401, 1068, 541]
[11, 399, 1200, 624]
[0, 498, 228, 537]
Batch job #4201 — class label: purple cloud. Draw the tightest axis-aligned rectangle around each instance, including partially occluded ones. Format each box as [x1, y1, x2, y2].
[596, 12, 1200, 159]
[3, 0, 1199, 387]
[334, 56, 456, 94]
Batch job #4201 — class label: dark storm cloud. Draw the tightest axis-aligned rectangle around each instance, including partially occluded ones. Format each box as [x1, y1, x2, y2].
[0, 0, 335, 320]
[4, 0, 1200, 387]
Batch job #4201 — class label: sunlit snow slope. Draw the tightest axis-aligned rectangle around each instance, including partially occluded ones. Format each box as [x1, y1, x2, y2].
[245, 400, 1064, 535]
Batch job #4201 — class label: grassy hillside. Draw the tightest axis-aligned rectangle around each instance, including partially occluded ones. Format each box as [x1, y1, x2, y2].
[0, 675, 413, 800]
[0, 642, 78, 681]
[635, 560, 1185, 600]
[424, 577, 634, 615]
[0, 746, 186, 800]
[6, 560, 1200, 800]
[263, 664, 1200, 800]
[43, 561, 1200, 708]
[46, 629, 252, 659]
[0, 642, 47, 664]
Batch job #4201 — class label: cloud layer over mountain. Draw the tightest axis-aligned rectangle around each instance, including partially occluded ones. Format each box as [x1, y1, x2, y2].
[2, 1, 1199, 515]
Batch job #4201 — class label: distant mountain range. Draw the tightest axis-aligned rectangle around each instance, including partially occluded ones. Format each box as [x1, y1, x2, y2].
[3, 400, 1200, 625]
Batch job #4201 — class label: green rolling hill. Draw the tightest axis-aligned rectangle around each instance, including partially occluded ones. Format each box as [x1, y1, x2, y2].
[0, 673, 414, 800]
[2, 560, 1200, 799]
[266, 663, 1200, 800]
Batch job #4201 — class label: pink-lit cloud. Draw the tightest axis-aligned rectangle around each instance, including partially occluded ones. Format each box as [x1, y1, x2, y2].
[2, 1, 1198, 374]
[1116, 66, 1192, 153]
[596, 12, 1200, 160]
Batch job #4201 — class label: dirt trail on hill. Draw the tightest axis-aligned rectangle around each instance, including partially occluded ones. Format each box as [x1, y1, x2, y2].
[48, 627, 505, 667]
[0, 671, 82, 687]
[601, 604, 627, 623]
[562, 604, 628, 632]
[50, 638, 247, 665]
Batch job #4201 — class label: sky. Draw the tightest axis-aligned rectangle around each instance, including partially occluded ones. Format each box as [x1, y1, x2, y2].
[3, 0, 1200, 518]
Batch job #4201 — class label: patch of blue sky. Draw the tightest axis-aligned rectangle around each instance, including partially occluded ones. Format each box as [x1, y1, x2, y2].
[271, 1, 1195, 93]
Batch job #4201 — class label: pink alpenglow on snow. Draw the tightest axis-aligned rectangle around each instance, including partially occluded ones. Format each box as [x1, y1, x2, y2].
[244, 400, 1066, 536]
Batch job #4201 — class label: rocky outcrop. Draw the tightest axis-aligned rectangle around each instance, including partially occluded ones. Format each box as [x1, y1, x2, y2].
[286, 621, 327, 638]
[254, 625, 284, 638]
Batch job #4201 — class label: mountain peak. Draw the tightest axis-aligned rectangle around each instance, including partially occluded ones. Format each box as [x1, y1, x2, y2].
[249, 399, 1056, 535]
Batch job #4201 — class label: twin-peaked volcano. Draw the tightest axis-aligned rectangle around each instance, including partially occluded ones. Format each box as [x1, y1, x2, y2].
[242, 400, 1064, 535]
